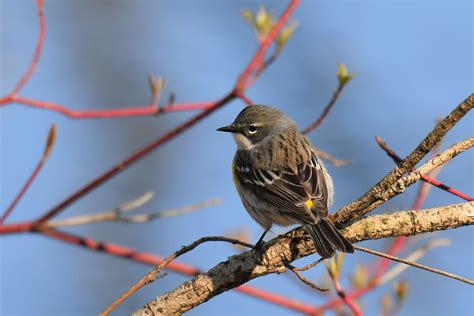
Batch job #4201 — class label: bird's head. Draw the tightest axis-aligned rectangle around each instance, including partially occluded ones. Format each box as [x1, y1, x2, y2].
[217, 105, 296, 150]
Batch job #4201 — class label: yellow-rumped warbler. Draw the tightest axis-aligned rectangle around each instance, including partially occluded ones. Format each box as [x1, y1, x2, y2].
[217, 105, 353, 258]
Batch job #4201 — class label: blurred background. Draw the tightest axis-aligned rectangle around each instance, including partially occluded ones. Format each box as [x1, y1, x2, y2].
[1, 0, 472, 315]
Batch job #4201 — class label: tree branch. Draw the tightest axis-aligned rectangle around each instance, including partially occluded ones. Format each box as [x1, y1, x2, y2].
[131, 202, 473, 315]
[333, 94, 473, 226]
[375, 138, 473, 204]
[375, 136, 473, 202]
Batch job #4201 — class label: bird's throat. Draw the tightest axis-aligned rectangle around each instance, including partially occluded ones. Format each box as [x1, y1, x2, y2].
[233, 133, 254, 150]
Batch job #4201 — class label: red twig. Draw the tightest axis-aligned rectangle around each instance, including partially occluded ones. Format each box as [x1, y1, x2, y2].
[0, 96, 215, 119]
[302, 79, 346, 135]
[158, 101, 215, 113]
[0, 161, 45, 224]
[333, 278, 362, 316]
[0, 222, 35, 234]
[236, 91, 254, 106]
[235, 0, 300, 92]
[31, 227, 317, 314]
[0, 124, 56, 224]
[375, 136, 473, 202]
[9, 0, 45, 96]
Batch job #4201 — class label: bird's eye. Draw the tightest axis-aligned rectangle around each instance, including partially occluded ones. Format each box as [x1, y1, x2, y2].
[248, 124, 258, 134]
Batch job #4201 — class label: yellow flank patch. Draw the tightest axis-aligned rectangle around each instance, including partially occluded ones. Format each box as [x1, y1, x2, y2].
[232, 157, 239, 187]
[305, 199, 314, 209]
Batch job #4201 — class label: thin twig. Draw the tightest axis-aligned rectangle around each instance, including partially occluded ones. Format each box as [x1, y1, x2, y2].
[325, 254, 362, 316]
[10, 0, 45, 96]
[379, 238, 451, 285]
[293, 258, 325, 271]
[1, 96, 217, 118]
[47, 196, 220, 227]
[301, 80, 348, 135]
[235, 0, 299, 90]
[125, 198, 221, 222]
[413, 164, 444, 209]
[286, 263, 329, 292]
[236, 91, 254, 106]
[46, 191, 153, 227]
[101, 236, 253, 316]
[354, 245, 474, 285]
[313, 148, 351, 167]
[244, 50, 280, 89]
[0, 124, 56, 224]
[166, 92, 176, 106]
[333, 277, 362, 316]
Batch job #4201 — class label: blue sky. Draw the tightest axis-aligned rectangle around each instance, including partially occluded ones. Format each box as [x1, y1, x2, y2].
[1, 1, 472, 315]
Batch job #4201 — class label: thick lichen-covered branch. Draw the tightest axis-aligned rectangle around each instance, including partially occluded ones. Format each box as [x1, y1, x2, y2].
[132, 202, 473, 315]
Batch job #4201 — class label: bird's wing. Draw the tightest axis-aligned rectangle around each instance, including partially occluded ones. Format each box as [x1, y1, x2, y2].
[235, 151, 329, 223]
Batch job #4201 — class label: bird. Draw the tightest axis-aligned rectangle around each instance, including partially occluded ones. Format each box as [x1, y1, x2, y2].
[217, 105, 354, 258]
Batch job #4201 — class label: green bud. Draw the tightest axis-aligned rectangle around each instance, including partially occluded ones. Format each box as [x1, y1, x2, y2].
[337, 63, 355, 86]
[277, 21, 298, 51]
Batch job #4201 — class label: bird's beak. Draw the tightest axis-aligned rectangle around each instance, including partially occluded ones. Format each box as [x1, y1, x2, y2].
[216, 125, 238, 133]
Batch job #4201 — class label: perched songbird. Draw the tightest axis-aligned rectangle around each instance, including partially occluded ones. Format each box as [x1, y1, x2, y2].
[217, 105, 353, 258]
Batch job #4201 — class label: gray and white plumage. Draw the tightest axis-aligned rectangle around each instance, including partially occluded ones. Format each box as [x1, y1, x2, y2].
[218, 105, 353, 258]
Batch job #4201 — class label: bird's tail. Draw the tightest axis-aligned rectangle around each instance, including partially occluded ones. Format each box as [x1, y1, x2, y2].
[305, 219, 354, 258]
